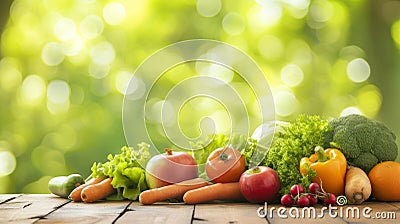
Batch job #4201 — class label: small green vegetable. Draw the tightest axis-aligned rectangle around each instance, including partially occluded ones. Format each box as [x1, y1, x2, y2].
[325, 114, 398, 173]
[48, 174, 85, 198]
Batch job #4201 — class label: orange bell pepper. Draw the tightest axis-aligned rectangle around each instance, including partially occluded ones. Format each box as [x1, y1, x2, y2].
[300, 146, 347, 196]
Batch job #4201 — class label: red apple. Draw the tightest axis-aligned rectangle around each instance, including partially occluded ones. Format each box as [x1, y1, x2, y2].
[145, 148, 198, 189]
[239, 166, 280, 203]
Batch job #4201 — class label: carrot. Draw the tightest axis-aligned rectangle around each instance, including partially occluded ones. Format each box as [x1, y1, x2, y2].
[69, 177, 105, 202]
[183, 182, 245, 204]
[345, 166, 372, 204]
[81, 178, 116, 203]
[139, 178, 209, 205]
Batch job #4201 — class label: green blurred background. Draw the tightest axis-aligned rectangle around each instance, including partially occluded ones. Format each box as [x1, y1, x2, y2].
[0, 0, 399, 193]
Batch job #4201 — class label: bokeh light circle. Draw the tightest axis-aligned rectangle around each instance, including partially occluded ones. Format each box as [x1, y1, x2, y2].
[275, 91, 298, 116]
[54, 18, 76, 41]
[280, 64, 304, 87]
[41, 42, 64, 66]
[347, 58, 370, 83]
[222, 13, 246, 35]
[103, 2, 126, 25]
[80, 15, 104, 39]
[0, 151, 16, 177]
[197, 0, 221, 17]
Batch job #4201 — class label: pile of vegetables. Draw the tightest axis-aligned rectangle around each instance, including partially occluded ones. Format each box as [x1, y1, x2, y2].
[325, 114, 398, 173]
[89, 143, 151, 200]
[273, 114, 399, 206]
[49, 143, 153, 202]
[48, 113, 400, 205]
[262, 114, 331, 195]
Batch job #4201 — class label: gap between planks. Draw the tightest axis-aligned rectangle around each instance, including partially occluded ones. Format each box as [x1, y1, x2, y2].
[35, 199, 132, 224]
[0, 194, 22, 204]
[1, 195, 399, 224]
[0, 194, 70, 224]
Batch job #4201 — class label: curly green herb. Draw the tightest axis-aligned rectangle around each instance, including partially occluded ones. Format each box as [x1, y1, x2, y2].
[263, 114, 331, 195]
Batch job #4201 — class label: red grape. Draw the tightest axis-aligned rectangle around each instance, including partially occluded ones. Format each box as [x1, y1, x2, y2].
[281, 194, 294, 207]
[297, 195, 309, 207]
[308, 183, 321, 194]
[307, 194, 318, 206]
[290, 184, 305, 197]
[324, 193, 336, 205]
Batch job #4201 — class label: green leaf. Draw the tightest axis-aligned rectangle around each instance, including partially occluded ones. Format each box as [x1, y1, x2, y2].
[89, 143, 151, 200]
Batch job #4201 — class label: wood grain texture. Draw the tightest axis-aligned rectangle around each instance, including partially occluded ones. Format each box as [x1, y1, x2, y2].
[0, 195, 398, 224]
[389, 202, 400, 210]
[192, 203, 268, 224]
[340, 201, 398, 224]
[115, 202, 194, 224]
[0, 194, 20, 204]
[36, 200, 131, 223]
[0, 194, 69, 223]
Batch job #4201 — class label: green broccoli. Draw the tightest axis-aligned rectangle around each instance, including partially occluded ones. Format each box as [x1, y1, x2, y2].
[325, 114, 398, 173]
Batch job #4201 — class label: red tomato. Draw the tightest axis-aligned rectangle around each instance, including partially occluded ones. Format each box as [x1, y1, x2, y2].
[205, 147, 245, 183]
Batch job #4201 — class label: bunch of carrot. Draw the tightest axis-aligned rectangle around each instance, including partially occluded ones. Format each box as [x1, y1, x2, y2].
[69, 177, 116, 203]
[139, 178, 245, 205]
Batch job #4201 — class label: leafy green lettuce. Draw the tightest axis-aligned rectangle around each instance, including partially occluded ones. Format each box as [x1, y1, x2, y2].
[263, 114, 330, 195]
[90, 143, 151, 200]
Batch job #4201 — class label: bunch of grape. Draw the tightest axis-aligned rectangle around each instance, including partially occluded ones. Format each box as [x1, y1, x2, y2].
[280, 183, 337, 207]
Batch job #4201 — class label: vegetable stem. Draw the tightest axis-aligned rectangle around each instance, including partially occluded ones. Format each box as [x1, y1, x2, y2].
[219, 147, 230, 161]
[315, 146, 329, 162]
[248, 166, 261, 174]
[165, 148, 173, 156]
[84, 174, 93, 182]
[219, 152, 228, 161]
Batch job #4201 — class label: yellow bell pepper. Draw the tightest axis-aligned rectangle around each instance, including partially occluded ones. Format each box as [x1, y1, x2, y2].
[300, 146, 347, 196]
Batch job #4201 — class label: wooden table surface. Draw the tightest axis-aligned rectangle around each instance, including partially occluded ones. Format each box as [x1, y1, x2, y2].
[0, 194, 398, 223]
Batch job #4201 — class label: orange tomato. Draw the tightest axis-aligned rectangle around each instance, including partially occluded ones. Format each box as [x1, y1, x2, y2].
[368, 161, 400, 201]
[205, 147, 245, 183]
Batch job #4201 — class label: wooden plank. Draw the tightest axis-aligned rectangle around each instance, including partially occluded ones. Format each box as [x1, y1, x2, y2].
[389, 202, 400, 209]
[192, 203, 268, 224]
[0, 194, 21, 204]
[0, 194, 69, 223]
[0, 194, 399, 224]
[115, 202, 194, 224]
[2, 219, 40, 224]
[36, 200, 131, 224]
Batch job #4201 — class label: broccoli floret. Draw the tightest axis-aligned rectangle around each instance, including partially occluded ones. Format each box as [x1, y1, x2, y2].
[352, 152, 379, 173]
[332, 127, 361, 159]
[326, 114, 398, 173]
[354, 123, 375, 153]
[372, 131, 398, 161]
